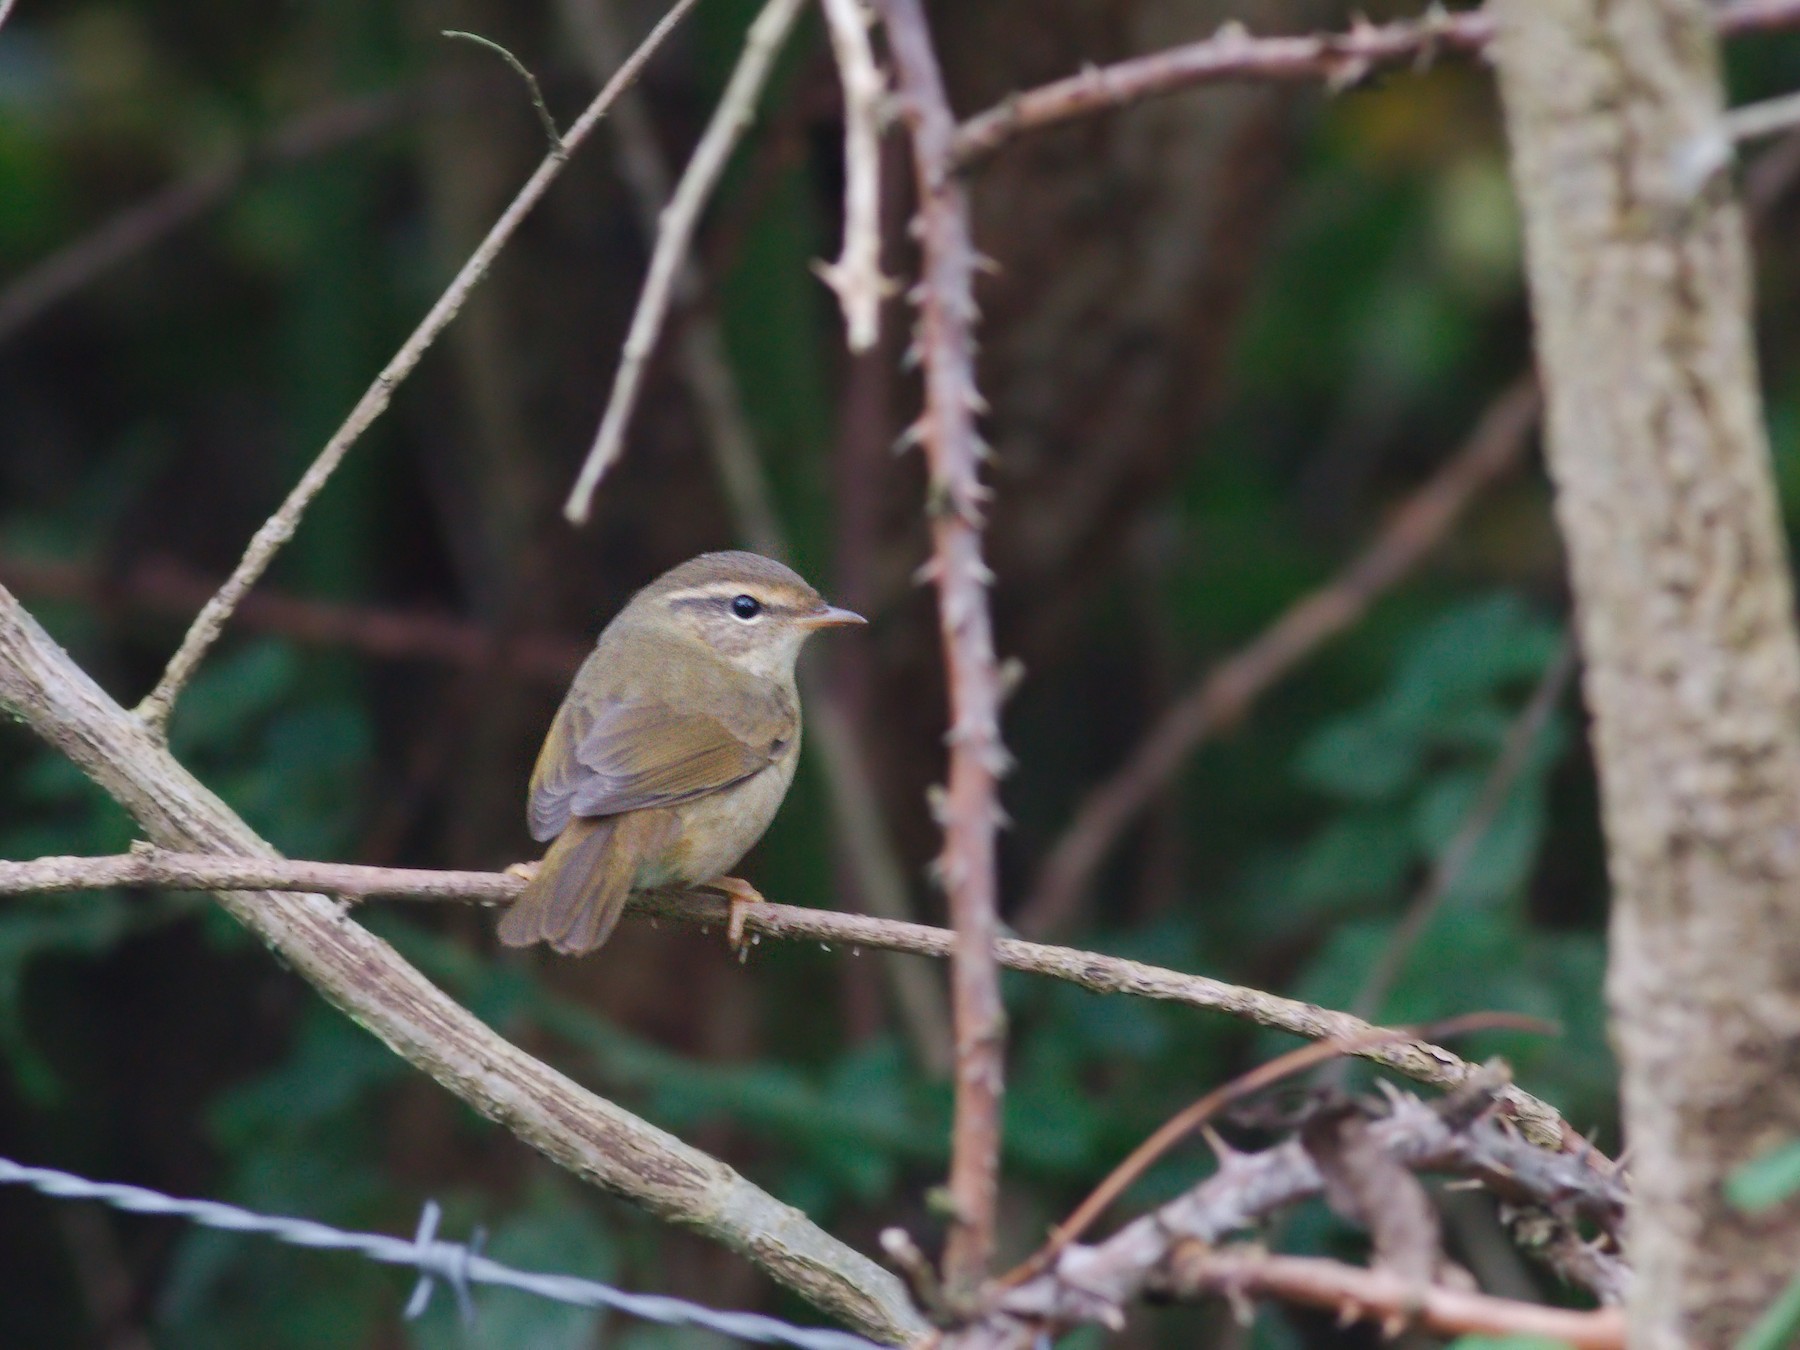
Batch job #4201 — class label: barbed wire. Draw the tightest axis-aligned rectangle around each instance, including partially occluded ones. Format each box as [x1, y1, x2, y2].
[0, 1155, 888, 1350]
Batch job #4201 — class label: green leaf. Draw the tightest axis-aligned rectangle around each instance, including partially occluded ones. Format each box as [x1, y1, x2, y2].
[1389, 595, 1561, 715]
[1726, 1139, 1800, 1214]
[169, 641, 299, 756]
[1735, 1272, 1800, 1350]
[210, 1005, 407, 1150]
[1295, 711, 1421, 801]
[1409, 770, 1546, 908]
[1286, 812, 1417, 910]
[1447, 1337, 1576, 1349]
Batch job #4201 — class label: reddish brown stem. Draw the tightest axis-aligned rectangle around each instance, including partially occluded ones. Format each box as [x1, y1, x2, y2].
[950, 0, 1800, 168]
[877, 0, 1008, 1300]
[1161, 1246, 1626, 1348]
[0, 554, 585, 683]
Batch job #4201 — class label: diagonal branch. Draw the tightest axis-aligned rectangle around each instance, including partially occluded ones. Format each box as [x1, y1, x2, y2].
[1019, 376, 1541, 942]
[563, 0, 810, 525]
[948, 0, 1800, 168]
[877, 0, 1008, 1299]
[0, 585, 926, 1345]
[0, 87, 423, 345]
[133, 0, 702, 738]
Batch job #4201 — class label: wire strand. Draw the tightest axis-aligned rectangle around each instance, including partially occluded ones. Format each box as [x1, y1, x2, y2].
[0, 1156, 885, 1350]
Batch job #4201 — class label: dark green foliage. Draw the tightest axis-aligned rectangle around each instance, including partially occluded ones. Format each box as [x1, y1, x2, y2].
[13, 0, 1800, 1344]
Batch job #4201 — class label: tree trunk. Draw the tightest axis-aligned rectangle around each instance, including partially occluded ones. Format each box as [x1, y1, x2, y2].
[1492, 0, 1800, 1344]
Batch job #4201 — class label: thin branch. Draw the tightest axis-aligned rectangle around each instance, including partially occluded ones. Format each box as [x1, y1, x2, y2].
[0, 0, 21, 40]
[557, 0, 953, 1072]
[1158, 1245, 1625, 1348]
[0, 845, 1572, 1145]
[132, 0, 702, 738]
[1020, 376, 1541, 942]
[878, 0, 1008, 1298]
[563, 0, 810, 525]
[1350, 634, 1578, 1024]
[441, 31, 564, 151]
[948, 0, 1800, 168]
[0, 88, 418, 344]
[0, 553, 586, 683]
[0, 585, 926, 1345]
[815, 0, 893, 351]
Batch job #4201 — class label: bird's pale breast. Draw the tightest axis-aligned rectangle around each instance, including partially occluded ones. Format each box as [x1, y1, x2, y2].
[630, 731, 801, 890]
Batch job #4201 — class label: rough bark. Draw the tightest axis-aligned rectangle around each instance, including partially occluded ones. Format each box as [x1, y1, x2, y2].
[1492, 0, 1800, 1344]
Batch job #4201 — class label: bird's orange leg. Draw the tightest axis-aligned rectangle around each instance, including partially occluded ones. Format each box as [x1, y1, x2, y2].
[504, 860, 542, 882]
[707, 876, 767, 949]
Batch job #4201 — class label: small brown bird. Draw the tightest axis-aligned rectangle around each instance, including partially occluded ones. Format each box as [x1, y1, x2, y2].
[498, 551, 864, 955]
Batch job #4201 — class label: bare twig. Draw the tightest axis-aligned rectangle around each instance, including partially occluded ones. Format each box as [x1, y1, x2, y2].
[815, 0, 893, 351]
[877, 0, 1008, 1297]
[948, 0, 1800, 168]
[0, 89, 417, 344]
[441, 31, 564, 151]
[563, 0, 810, 525]
[0, 845, 1573, 1143]
[557, 0, 953, 1072]
[1020, 376, 1541, 941]
[1158, 1245, 1625, 1348]
[0, 0, 19, 36]
[133, 0, 702, 738]
[0, 586, 924, 1342]
[1350, 634, 1578, 1023]
[0, 553, 587, 683]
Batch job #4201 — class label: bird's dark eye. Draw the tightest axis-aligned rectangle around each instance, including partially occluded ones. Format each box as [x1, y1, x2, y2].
[730, 594, 761, 620]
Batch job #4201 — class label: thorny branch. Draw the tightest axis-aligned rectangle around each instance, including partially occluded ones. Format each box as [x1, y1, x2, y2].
[557, 0, 953, 1073]
[0, 844, 1574, 1148]
[564, 0, 810, 525]
[1021, 377, 1541, 941]
[877, 0, 1009, 1299]
[985, 1086, 1629, 1346]
[948, 0, 1800, 167]
[131, 0, 704, 739]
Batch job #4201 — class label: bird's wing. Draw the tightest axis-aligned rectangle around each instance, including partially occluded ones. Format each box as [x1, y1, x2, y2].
[528, 692, 795, 841]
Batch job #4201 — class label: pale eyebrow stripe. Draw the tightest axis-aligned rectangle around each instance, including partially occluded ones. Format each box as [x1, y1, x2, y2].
[665, 589, 803, 615]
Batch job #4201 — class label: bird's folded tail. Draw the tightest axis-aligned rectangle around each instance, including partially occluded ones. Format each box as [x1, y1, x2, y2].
[498, 810, 676, 955]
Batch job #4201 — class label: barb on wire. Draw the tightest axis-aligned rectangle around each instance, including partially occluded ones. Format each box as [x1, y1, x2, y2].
[0, 1155, 882, 1350]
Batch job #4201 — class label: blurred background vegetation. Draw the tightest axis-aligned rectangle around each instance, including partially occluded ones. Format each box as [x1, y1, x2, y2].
[2, 0, 1799, 1346]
